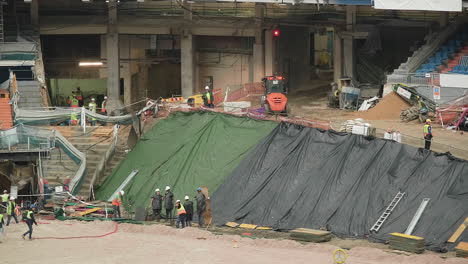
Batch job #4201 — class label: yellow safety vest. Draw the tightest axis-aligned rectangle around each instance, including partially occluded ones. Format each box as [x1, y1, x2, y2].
[71, 98, 79, 107]
[0, 214, 3, 223]
[423, 124, 430, 137]
[27, 210, 33, 219]
[89, 102, 97, 121]
[1, 194, 8, 202]
[70, 112, 78, 121]
[177, 204, 186, 215]
[7, 201, 15, 214]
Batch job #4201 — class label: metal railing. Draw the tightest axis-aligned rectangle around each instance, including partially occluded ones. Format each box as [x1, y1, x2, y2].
[386, 73, 440, 86]
[0, 125, 55, 152]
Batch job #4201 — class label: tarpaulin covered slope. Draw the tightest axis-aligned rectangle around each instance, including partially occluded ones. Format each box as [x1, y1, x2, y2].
[95, 111, 276, 211]
[212, 122, 468, 249]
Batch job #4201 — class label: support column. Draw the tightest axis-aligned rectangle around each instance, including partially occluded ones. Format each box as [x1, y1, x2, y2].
[343, 6, 356, 78]
[439, 12, 449, 27]
[181, 32, 194, 97]
[30, 0, 39, 32]
[106, 0, 123, 113]
[333, 31, 342, 83]
[264, 30, 276, 76]
[253, 3, 265, 82]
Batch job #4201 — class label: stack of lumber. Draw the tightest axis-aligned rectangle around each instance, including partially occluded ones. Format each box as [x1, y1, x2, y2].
[455, 242, 468, 258]
[388, 233, 425, 254]
[290, 228, 332, 242]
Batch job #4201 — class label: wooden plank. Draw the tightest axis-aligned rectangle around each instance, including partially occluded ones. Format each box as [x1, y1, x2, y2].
[389, 232, 424, 241]
[76, 207, 101, 216]
[448, 217, 468, 243]
[225, 222, 240, 228]
[455, 242, 468, 251]
[239, 223, 257, 229]
[256, 227, 272, 230]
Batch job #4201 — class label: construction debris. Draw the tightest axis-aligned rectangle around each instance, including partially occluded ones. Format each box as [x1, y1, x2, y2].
[290, 228, 332, 243]
[388, 233, 425, 254]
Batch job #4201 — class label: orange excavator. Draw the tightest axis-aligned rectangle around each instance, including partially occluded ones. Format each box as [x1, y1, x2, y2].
[261, 75, 289, 115]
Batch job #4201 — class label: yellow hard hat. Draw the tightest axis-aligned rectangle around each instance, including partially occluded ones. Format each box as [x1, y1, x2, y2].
[426, 119, 431, 123]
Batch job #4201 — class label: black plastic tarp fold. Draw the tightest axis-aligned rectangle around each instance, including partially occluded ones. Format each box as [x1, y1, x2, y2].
[212, 122, 468, 249]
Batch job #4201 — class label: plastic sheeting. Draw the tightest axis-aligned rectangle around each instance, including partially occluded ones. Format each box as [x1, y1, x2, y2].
[212, 123, 468, 249]
[374, 0, 462, 12]
[95, 111, 276, 212]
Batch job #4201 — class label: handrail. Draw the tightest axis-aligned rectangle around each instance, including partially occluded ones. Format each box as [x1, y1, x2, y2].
[89, 124, 119, 199]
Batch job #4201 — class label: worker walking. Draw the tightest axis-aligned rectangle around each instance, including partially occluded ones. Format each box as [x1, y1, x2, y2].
[202, 86, 214, 108]
[112, 190, 124, 219]
[195, 187, 206, 227]
[183, 196, 193, 227]
[175, 200, 187, 229]
[163, 186, 174, 222]
[1, 190, 9, 208]
[88, 98, 97, 126]
[6, 197, 18, 226]
[22, 205, 38, 240]
[150, 188, 163, 221]
[423, 119, 433, 150]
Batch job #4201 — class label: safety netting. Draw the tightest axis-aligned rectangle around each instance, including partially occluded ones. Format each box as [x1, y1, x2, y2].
[211, 122, 468, 250]
[94, 111, 277, 211]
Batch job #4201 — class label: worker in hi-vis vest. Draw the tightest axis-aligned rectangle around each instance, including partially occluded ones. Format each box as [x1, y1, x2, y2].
[1, 190, 9, 207]
[112, 190, 124, 219]
[101, 96, 108, 115]
[22, 205, 38, 240]
[175, 200, 187, 229]
[88, 98, 97, 126]
[202, 86, 214, 108]
[423, 119, 433, 150]
[6, 197, 18, 226]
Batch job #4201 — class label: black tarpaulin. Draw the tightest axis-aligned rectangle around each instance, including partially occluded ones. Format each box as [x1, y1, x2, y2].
[212, 122, 468, 249]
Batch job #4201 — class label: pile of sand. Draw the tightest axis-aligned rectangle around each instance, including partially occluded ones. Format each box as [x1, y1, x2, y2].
[357, 91, 411, 120]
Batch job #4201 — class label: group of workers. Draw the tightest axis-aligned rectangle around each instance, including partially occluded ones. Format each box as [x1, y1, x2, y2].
[0, 190, 37, 241]
[67, 87, 108, 126]
[150, 186, 207, 229]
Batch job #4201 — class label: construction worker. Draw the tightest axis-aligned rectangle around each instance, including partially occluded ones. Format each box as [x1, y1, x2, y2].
[70, 94, 79, 108]
[202, 86, 214, 108]
[22, 205, 38, 240]
[6, 197, 18, 226]
[1, 190, 9, 208]
[0, 209, 4, 242]
[88, 98, 97, 126]
[423, 119, 433, 150]
[76, 87, 84, 107]
[67, 91, 76, 106]
[195, 187, 206, 227]
[175, 200, 187, 229]
[150, 188, 163, 221]
[101, 96, 108, 116]
[183, 195, 193, 227]
[112, 190, 124, 219]
[163, 186, 174, 222]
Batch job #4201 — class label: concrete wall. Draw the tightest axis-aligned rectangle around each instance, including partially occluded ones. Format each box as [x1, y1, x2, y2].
[148, 62, 181, 99]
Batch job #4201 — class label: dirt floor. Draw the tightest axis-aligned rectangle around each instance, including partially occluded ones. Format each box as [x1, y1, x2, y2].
[1, 220, 467, 264]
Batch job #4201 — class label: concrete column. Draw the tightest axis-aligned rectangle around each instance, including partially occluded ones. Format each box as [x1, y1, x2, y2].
[439, 12, 449, 27]
[343, 6, 356, 78]
[181, 32, 194, 97]
[264, 30, 276, 76]
[333, 31, 342, 83]
[30, 0, 39, 32]
[253, 3, 265, 82]
[106, 0, 123, 113]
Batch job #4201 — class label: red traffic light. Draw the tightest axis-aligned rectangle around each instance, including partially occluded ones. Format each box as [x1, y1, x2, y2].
[273, 29, 280, 37]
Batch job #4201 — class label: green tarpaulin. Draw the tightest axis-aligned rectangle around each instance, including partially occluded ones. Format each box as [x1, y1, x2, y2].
[95, 111, 276, 212]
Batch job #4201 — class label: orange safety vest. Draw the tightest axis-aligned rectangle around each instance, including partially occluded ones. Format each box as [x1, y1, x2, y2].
[177, 204, 186, 215]
[112, 197, 121, 206]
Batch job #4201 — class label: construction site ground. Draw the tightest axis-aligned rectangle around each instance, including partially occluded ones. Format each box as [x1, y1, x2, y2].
[2, 219, 468, 264]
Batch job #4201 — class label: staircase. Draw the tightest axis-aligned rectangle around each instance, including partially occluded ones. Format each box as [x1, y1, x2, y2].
[96, 150, 127, 187]
[42, 147, 80, 187]
[17, 80, 43, 108]
[0, 91, 13, 129]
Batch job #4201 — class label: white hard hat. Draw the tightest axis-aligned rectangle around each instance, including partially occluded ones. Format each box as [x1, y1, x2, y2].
[165, 186, 170, 191]
[10, 197, 14, 200]
[176, 200, 180, 203]
[120, 190, 125, 195]
[184, 195, 189, 200]
[3, 190, 6, 193]
[104, 96, 108, 99]
[155, 188, 160, 192]
[205, 86, 210, 90]
[91, 98, 95, 101]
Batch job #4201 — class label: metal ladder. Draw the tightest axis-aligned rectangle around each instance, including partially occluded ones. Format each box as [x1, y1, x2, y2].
[370, 191, 406, 233]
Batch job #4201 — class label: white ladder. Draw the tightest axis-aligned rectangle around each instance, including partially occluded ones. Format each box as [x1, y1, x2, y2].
[370, 191, 406, 233]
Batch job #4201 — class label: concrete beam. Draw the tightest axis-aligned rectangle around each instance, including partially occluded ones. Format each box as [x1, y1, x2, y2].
[106, 0, 123, 113]
[253, 3, 265, 82]
[264, 30, 276, 77]
[181, 32, 194, 97]
[30, 0, 39, 31]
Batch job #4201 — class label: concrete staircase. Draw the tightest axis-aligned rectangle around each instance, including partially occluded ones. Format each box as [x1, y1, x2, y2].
[17, 80, 43, 108]
[42, 126, 115, 197]
[95, 150, 127, 187]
